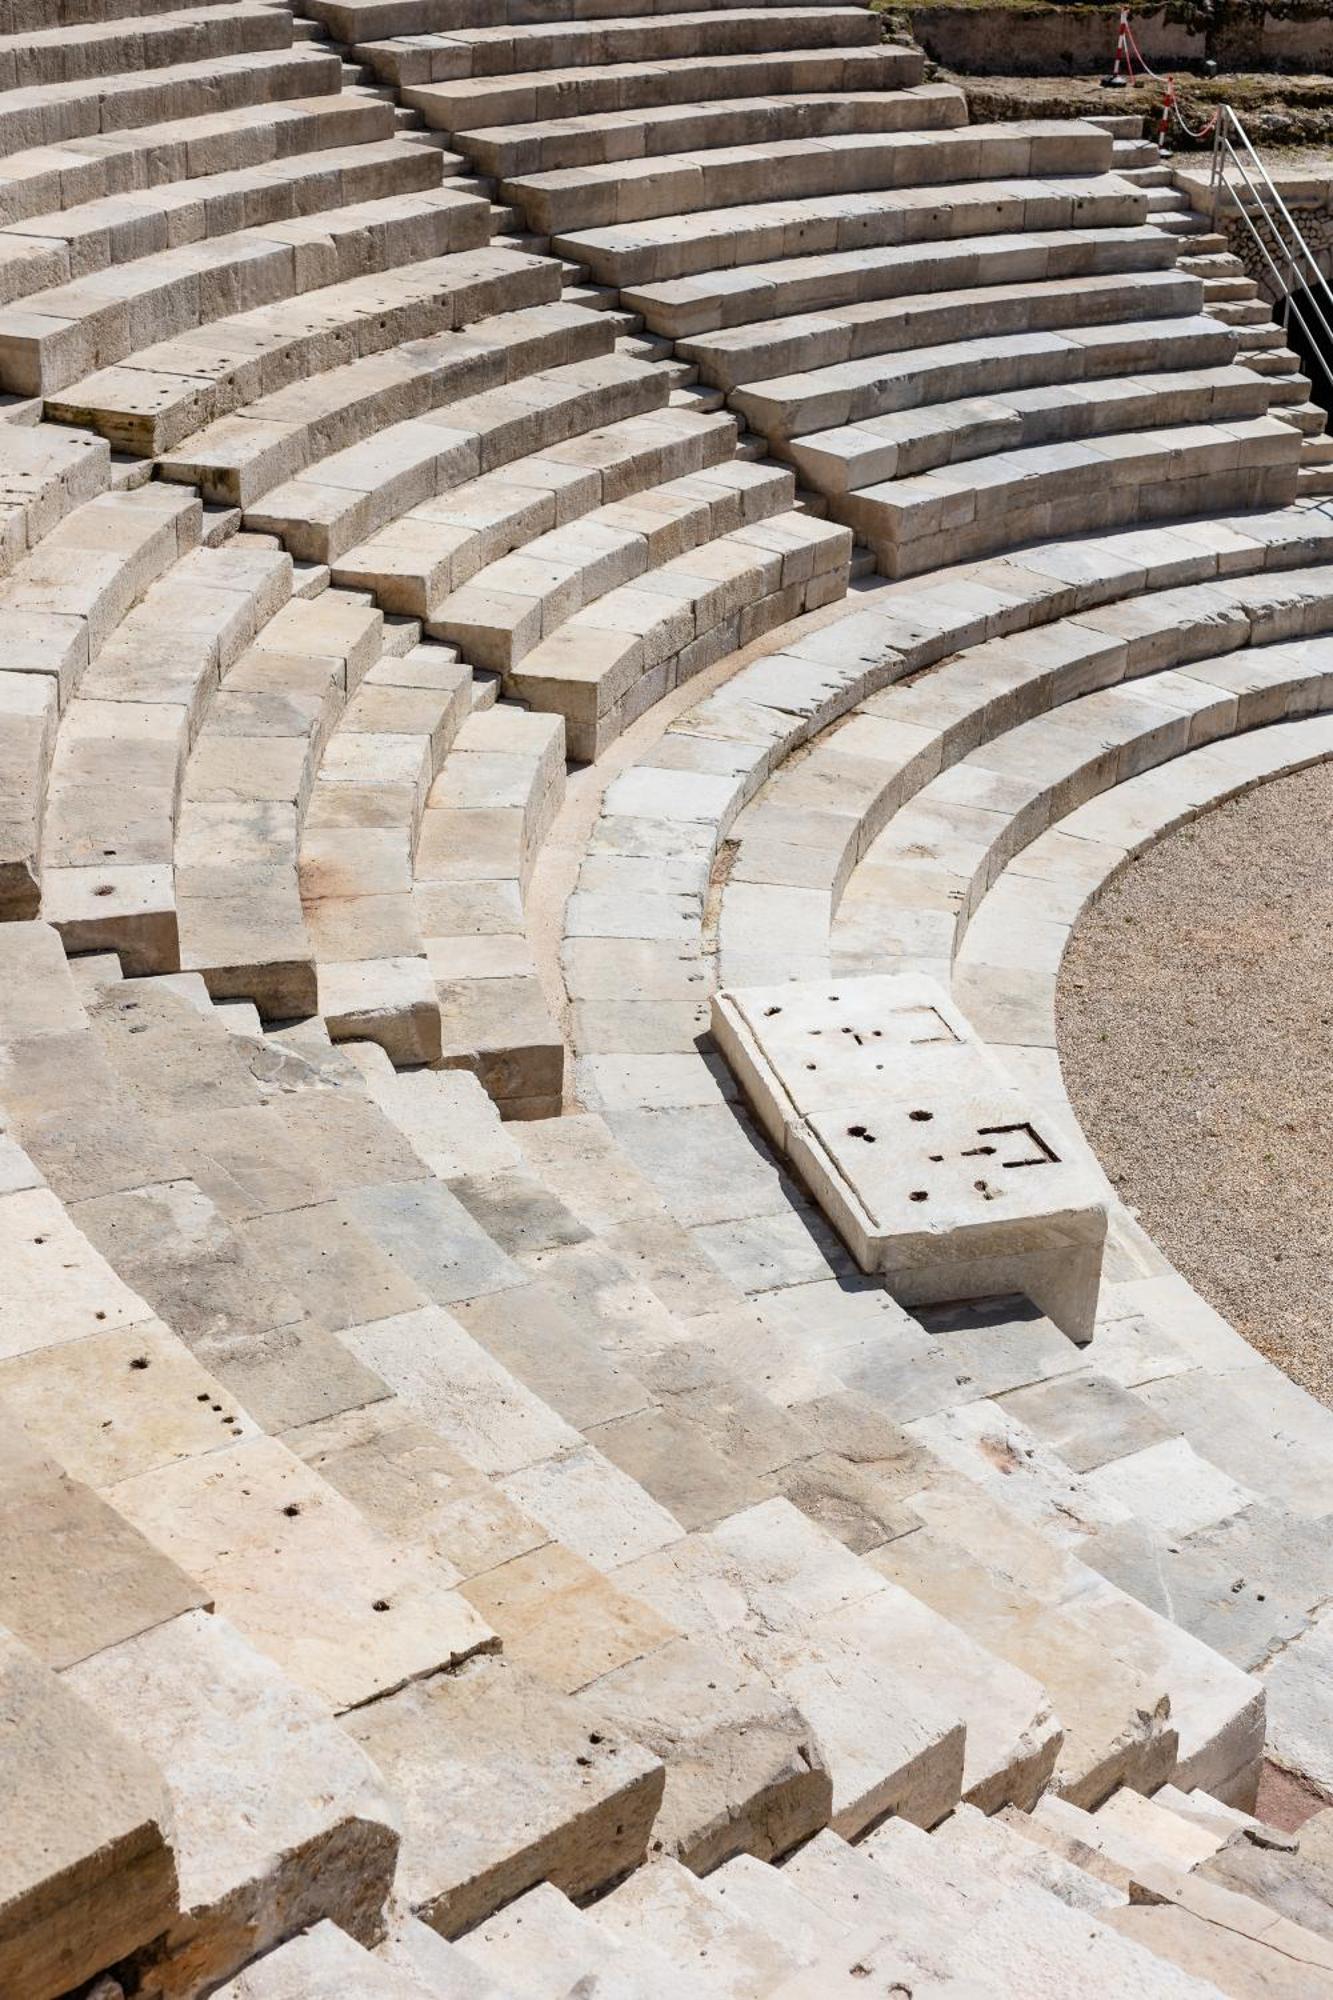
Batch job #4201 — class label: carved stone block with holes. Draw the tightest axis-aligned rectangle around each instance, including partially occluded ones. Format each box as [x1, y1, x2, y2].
[711, 974, 1106, 1344]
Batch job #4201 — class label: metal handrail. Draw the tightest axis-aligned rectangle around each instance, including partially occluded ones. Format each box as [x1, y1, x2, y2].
[1208, 103, 1333, 389]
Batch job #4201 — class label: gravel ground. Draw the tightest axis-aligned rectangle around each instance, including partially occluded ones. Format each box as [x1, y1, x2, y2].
[1057, 761, 1333, 1404]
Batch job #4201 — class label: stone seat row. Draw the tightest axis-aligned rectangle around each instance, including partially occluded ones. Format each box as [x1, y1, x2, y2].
[410, 38, 921, 137]
[708, 558, 1333, 990]
[312, 0, 877, 43]
[665, 250, 1194, 362]
[834, 628, 1333, 979]
[0, 180, 490, 398]
[0, 0, 289, 95]
[550, 170, 1145, 291]
[0, 41, 344, 164]
[951, 713, 1333, 1210]
[0, 58, 381, 229]
[564, 501, 1333, 1069]
[157, 292, 608, 508]
[457, 77, 965, 182]
[502, 118, 1111, 238]
[0, 130, 443, 311]
[52, 244, 560, 458]
[358, 5, 886, 90]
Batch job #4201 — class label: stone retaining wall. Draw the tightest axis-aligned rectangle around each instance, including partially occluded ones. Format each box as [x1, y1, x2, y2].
[903, 2, 1333, 77]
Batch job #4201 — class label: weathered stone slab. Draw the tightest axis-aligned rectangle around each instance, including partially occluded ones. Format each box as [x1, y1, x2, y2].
[67, 1610, 400, 2000]
[0, 1624, 176, 2000]
[0, 1418, 206, 1671]
[713, 974, 1107, 1341]
[345, 1653, 665, 1938]
[108, 1435, 494, 1712]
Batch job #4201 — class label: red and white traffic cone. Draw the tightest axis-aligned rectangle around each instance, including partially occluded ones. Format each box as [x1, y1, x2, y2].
[1103, 7, 1131, 88]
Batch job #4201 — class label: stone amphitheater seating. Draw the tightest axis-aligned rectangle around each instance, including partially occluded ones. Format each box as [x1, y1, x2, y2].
[3, 0, 1333, 1994]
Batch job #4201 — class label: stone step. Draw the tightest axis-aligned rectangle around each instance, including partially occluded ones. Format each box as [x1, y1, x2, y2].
[0, 83, 392, 233]
[431, 457, 796, 675]
[363, 8, 885, 91]
[0, 481, 201, 923]
[377, 1912, 528, 1997]
[41, 533, 295, 971]
[0, 1623, 177, 2000]
[616, 1495, 1061, 1827]
[160, 296, 607, 509]
[0, 135, 445, 313]
[333, 403, 737, 622]
[787, 364, 1271, 498]
[555, 170, 1148, 290]
[669, 255, 1197, 377]
[414, 700, 566, 1117]
[105, 1428, 495, 1714]
[0, 43, 344, 171]
[215, 1920, 439, 1999]
[458, 1879, 714, 2000]
[858, 1814, 1232, 1994]
[47, 244, 559, 459]
[504, 120, 1113, 238]
[172, 587, 387, 1017]
[246, 349, 671, 565]
[1205, 296, 1273, 327]
[1008, 1796, 1333, 1994]
[455, 81, 965, 181]
[405, 41, 922, 137]
[1240, 343, 1301, 376]
[301, 638, 473, 1066]
[508, 507, 851, 760]
[311, 0, 920, 42]
[1111, 137, 1161, 170]
[0, 2, 292, 94]
[345, 1653, 664, 1938]
[632, 222, 1184, 346]
[732, 312, 1239, 446]
[0, 418, 108, 574]
[591, 1853, 824, 1995]
[0, 182, 490, 399]
[66, 1610, 403, 1997]
[837, 414, 1301, 578]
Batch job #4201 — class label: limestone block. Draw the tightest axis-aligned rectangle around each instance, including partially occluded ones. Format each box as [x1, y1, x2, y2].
[0, 1318, 260, 1486]
[288, 1399, 545, 1586]
[0, 1625, 176, 2000]
[108, 1435, 495, 1713]
[459, 1539, 676, 1695]
[345, 1653, 665, 1938]
[712, 973, 1106, 1342]
[0, 1182, 154, 1359]
[213, 1921, 428, 1999]
[575, 1632, 832, 1873]
[344, 1304, 582, 1477]
[67, 1611, 400, 2000]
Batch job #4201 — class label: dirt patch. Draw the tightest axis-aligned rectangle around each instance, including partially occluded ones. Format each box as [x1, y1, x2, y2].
[1056, 760, 1333, 1403]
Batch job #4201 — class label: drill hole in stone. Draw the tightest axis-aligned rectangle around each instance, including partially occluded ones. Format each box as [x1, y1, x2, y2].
[846, 1124, 876, 1143]
[909, 1190, 929, 1202]
[908, 1109, 933, 1121]
[93, 883, 115, 897]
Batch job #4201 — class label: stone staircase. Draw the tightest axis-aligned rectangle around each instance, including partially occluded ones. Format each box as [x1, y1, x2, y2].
[5, 914, 1330, 1998]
